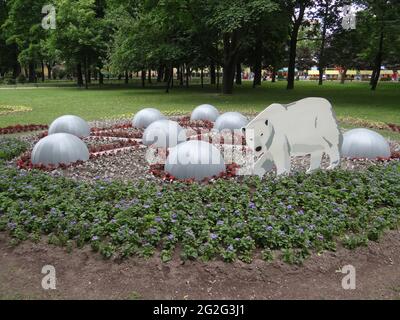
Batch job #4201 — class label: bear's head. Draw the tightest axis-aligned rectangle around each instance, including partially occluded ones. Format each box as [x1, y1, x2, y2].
[242, 103, 284, 155]
[242, 118, 275, 155]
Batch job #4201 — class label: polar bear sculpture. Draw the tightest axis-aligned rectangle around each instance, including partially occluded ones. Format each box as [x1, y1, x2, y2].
[243, 98, 342, 177]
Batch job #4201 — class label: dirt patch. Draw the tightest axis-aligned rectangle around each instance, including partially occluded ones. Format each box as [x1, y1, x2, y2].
[1, 231, 400, 300]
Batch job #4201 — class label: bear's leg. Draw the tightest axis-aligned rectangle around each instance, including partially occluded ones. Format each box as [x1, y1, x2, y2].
[274, 151, 291, 176]
[307, 151, 324, 173]
[253, 155, 274, 178]
[326, 145, 341, 170]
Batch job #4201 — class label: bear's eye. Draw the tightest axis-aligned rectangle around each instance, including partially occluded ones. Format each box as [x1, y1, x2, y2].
[265, 120, 269, 126]
[261, 133, 264, 136]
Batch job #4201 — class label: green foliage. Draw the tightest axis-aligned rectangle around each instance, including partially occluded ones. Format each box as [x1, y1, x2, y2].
[0, 138, 29, 161]
[0, 151, 399, 264]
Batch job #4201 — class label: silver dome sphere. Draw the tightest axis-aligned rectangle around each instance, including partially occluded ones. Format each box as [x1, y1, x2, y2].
[341, 128, 391, 159]
[191, 104, 219, 122]
[214, 112, 248, 132]
[31, 133, 90, 165]
[142, 120, 186, 148]
[48, 115, 90, 137]
[132, 108, 166, 129]
[165, 140, 226, 181]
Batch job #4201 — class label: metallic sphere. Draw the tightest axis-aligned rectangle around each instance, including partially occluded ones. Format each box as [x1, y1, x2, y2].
[132, 108, 166, 129]
[48, 115, 90, 137]
[165, 140, 226, 181]
[31, 133, 90, 165]
[214, 112, 249, 132]
[191, 104, 220, 122]
[341, 128, 391, 159]
[142, 120, 186, 148]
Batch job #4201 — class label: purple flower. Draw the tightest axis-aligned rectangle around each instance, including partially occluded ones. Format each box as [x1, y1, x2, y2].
[155, 216, 162, 223]
[317, 234, 324, 240]
[297, 210, 304, 215]
[210, 233, 218, 240]
[7, 222, 16, 230]
[110, 219, 117, 224]
[287, 205, 293, 210]
[298, 227, 304, 234]
[92, 235, 99, 241]
[217, 220, 224, 226]
[220, 207, 226, 212]
[143, 204, 150, 209]
[227, 245, 234, 252]
[249, 202, 256, 209]
[149, 228, 157, 235]
[266, 225, 273, 231]
[167, 234, 175, 240]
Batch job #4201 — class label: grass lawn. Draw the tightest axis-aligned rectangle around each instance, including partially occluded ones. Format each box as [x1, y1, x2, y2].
[0, 80, 399, 128]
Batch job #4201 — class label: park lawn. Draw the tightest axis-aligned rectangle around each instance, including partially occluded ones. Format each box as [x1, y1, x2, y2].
[0, 80, 399, 127]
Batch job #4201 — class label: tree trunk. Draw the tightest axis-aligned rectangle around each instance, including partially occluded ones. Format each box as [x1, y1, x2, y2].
[217, 65, 220, 90]
[148, 69, 152, 84]
[210, 62, 216, 85]
[236, 63, 242, 85]
[41, 61, 45, 82]
[12, 63, 21, 79]
[141, 70, 146, 87]
[28, 63, 35, 83]
[340, 68, 347, 84]
[179, 66, 184, 86]
[253, 39, 262, 88]
[77, 63, 83, 87]
[272, 68, 277, 83]
[201, 68, 204, 88]
[318, 2, 329, 86]
[222, 31, 239, 94]
[124, 70, 129, 84]
[163, 67, 169, 82]
[287, 5, 306, 90]
[186, 65, 190, 88]
[83, 58, 88, 89]
[157, 66, 163, 82]
[87, 69, 91, 84]
[166, 67, 173, 93]
[371, 31, 384, 91]
[46, 63, 52, 80]
[99, 70, 104, 85]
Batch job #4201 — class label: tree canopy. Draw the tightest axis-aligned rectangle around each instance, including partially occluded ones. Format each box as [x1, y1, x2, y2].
[0, 0, 398, 92]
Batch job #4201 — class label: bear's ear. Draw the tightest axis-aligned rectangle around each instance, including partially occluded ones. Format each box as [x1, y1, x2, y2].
[242, 127, 246, 133]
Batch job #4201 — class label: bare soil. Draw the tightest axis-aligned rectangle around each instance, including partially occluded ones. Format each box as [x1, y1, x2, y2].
[1, 231, 400, 300]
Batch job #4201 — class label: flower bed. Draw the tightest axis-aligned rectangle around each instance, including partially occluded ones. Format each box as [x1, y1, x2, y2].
[0, 105, 32, 116]
[0, 124, 48, 135]
[0, 162, 399, 263]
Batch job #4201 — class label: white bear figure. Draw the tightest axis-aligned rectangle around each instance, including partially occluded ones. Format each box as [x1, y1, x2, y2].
[243, 98, 342, 177]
